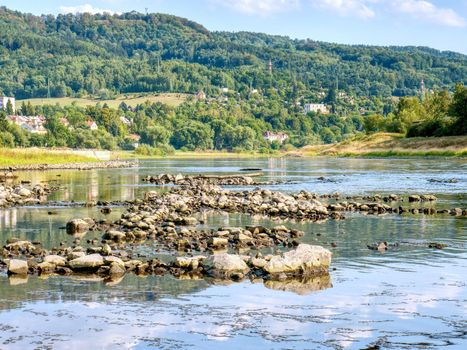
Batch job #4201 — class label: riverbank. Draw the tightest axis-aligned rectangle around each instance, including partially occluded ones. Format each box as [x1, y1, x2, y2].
[298, 133, 467, 157]
[0, 148, 137, 171]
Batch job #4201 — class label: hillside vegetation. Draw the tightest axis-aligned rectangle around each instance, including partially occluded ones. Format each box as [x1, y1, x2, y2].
[0, 7, 466, 103]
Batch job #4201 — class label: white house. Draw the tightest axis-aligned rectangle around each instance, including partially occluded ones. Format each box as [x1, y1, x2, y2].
[263, 131, 289, 144]
[304, 103, 329, 115]
[0, 96, 15, 112]
[120, 116, 132, 126]
[86, 121, 98, 130]
[8, 115, 47, 134]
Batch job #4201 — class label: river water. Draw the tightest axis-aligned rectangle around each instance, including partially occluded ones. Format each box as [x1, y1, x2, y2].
[0, 158, 466, 349]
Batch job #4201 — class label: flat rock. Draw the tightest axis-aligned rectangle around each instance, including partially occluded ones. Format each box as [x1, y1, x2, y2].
[264, 244, 332, 277]
[204, 253, 250, 278]
[44, 255, 67, 266]
[68, 254, 104, 270]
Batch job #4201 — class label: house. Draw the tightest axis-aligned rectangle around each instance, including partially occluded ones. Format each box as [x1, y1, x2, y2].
[86, 121, 98, 130]
[304, 103, 329, 115]
[221, 87, 229, 93]
[0, 96, 15, 112]
[60, 117, 71, 128]
[126, 134, 141, 149]
[196, 91, 206, 100]
[263, 131, 289, 144]
[120, 116, 132, 126]
[7, 115, 47, 134]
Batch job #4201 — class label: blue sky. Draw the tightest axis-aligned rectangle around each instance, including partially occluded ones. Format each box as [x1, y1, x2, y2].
[2, 0, 467, 54]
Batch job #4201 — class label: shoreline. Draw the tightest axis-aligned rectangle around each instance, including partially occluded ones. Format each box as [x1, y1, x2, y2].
[0, 160, 137, 172]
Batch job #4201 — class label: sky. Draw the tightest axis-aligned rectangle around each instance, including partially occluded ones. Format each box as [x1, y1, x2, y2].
[2, 0, 467, 54]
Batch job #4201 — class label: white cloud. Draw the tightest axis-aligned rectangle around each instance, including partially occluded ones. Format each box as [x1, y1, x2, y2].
[212, 0, 300, 16]
[310, 0, 376, 19]
[389, 0, 466, 28]
[59, 4, 120, 15]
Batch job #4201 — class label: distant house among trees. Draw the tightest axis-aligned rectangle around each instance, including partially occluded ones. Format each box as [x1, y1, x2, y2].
[119, 116, 132, 126]
[263, 131, 289, 144]
[86, 121, 98, 130]
[7, 115, 47, 134]
[196, 91, 206, 100]
[304, 103, 329, 115]
[126, 133, 141, 149]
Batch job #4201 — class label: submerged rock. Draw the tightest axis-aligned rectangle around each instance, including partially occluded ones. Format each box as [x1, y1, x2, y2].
[66, 219, 90, 234]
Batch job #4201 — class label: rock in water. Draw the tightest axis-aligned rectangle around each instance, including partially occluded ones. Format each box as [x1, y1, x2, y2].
[7, 259, 29, 275]
[264, 244, 332, 277]
[68, 254, 104, 270]
[66, 219, 90, 234]
[203, 253, 250, 278]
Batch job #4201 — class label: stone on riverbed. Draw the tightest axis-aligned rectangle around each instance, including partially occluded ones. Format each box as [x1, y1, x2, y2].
[203, 253, 250, 278]
[44, 255, 67, 266]
[7, 259, 29, 275]
[68, 254, 104, 270]
[263, 244, 332, 277]
[66, 219, 90, 234]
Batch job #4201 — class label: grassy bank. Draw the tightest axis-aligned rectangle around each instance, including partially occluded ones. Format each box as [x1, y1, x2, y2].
[19, 93, 188, 108]
[299, 133, 467, 157]
[0, 148, 97, 167]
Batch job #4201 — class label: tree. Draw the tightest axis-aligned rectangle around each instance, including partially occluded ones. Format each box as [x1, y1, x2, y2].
[449, 84, 467, 135]
[5, 100, 14, 115]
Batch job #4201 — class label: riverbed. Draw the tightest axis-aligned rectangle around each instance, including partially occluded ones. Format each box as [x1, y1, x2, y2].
[1, 158, 466, 349]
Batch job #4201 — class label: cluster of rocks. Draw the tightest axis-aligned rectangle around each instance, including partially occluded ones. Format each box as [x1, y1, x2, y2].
[142, 173, 260, 186]
[344, 193, 437, 203]
[1, 242, 332, 283]
[0, 184, 54, 207]
[103, 224, 305, 252]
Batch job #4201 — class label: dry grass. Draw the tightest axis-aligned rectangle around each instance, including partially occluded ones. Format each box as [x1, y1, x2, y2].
[0, 148, 97, 167]
[19, 93, 188, 108]
[299, 133, 467, 157]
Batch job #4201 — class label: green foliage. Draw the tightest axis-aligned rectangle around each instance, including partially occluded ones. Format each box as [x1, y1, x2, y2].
[0, 7, 465, 102]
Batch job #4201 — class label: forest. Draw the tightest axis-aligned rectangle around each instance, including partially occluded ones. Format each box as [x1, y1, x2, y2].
[0, 7, 466, 151]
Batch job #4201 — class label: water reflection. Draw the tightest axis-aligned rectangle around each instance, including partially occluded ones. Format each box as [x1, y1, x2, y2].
[0, 158, 466, 349]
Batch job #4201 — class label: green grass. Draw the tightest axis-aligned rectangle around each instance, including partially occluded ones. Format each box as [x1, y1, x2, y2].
[19, 93, 188, 108]
[0, 148, 97, 167]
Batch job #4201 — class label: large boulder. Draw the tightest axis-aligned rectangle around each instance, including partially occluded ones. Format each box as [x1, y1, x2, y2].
[68, 254, 104, 270]
[263, 244, 332, 277]
[7, 259, 29, 275]
[203, 253, 249, 278]
[66, 219, 90, 234]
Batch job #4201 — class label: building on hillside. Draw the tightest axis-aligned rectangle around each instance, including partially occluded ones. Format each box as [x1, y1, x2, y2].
[263, 131, 289, 144]
[120, 116, 132, 126]
[60, 117, 71, 128]
[7, 115, 47, 134]
[86, 121, 98, 130]
[126, 134, 141, 149]
[304, 103, 329, 115]
[196, 91, 206, 100]
[0, 96, 15, 112]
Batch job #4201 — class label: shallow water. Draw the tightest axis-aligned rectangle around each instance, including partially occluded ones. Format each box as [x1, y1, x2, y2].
[1, 157, 466, 349]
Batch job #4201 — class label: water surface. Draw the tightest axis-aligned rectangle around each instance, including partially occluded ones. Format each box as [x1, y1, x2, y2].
[1, 157, 466, 349]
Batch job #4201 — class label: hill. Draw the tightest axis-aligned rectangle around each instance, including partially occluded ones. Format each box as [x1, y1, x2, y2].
[0, 6, 466, 105]
[299, 133, 467, 157]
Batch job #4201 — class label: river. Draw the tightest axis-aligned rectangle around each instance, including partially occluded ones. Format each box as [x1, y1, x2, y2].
[0, 157, 466, 349]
